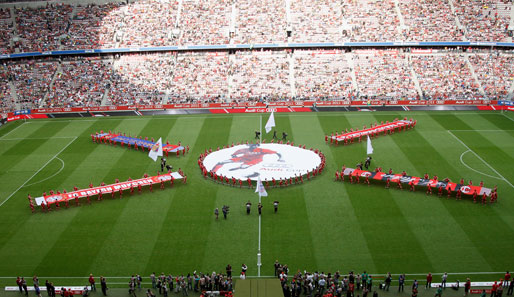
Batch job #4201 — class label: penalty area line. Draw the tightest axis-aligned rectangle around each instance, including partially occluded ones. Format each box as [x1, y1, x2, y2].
[0, 137, 77, 208]
[0, 122, 26, 139]
[447, 131, 514, 189]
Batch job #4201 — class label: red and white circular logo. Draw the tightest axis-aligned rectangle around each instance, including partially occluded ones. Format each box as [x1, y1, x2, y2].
[202, 144, 322, 181]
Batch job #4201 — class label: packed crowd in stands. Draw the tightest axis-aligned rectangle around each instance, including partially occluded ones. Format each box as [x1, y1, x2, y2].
[231, 50, 291, 101]
[341, 0, 401, 42]
[410, 54, 484, 100]
[108, 53, 173, 106]
[455, 0, 512, 42]
[0, 8, 13, 54]
[170, 52, 229, 103]
[62, 3, 125, 49]
[469, 52, 514, 99]
[179, 0, 230, 46]
[1, 48, 514, 112]
[290, 0, 343, 43]
[7, 60, 58, 109]
[0, 0, 511, 54]
[46, 58, 112, 108]
[14, 3, 73, 52]
[119, 0, 178, 47]
[234, 0, 287, 44]
[294, 50, 353, 100]
[399, 0, 465, 41]
[354, 51, 418, 100]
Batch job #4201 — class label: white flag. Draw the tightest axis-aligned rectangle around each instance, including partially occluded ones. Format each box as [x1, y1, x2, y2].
[148, 137, 163, 161]
[265, 111, 275, 133]
[255, 177, 268, 197]
[366, 135, 374, 155]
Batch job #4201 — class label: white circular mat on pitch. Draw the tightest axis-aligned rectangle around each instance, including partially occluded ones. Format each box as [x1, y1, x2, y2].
[202, 144, 322, 181]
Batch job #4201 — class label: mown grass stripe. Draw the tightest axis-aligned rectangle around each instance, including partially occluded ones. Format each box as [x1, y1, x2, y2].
[293, 114, 377, 272]
[28, 119, 152, 276]
[144, 116, 233, 274]
[372, 114, 493, 272]
[387, 114, 514, 271]
[340, 114, 435, 273]
[0, 119, 124, 276]
[259, 115, 317, 276]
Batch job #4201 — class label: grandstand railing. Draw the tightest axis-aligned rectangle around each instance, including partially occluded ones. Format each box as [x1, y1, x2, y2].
[1, 42, 514, 60]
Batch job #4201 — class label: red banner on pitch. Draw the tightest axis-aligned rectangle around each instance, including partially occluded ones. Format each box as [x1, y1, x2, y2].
[330, 119, 416, 143]
[34, 172, 183, 206]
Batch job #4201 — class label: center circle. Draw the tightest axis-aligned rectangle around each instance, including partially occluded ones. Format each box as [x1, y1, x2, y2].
[202, 143, 322, 181]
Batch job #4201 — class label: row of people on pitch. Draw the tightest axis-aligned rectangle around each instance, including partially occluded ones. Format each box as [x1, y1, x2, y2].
[326, 118, 417, 145]
[278, 268, 380, 297]
[91, 133, 190, 157]
[27, 172, 187, 212]
[243, 200, 280, 216]
[150, 271, 233, 294]
[334, 167, 498, 203]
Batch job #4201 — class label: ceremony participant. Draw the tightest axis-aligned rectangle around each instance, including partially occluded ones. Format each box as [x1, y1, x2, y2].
[273, 200, 279, 213]
[426, 273, 432, 289]
[89, 274, 96, 291]
[364, 156, 372, 169]
[101, 277, 107, 296]
[246, 201, 252, 214]
[222, 205, 228, 219]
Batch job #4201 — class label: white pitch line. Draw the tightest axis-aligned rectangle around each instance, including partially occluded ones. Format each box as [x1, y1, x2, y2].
[23, 157, 65, 188]
[15, 112, 503, 124]
[448, 130, 514, 189]
[459, 150, 503, 180]
[0, 137, 77, 208]
[449, 130, 514, 132]
[0, 136, 77, 141]
[0, 122, 25, 139]
[503, 113, 514, 122]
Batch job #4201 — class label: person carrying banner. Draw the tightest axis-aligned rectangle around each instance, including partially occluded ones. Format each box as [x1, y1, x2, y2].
[426, 184, 432, 195]
[410, 180, 415, 192]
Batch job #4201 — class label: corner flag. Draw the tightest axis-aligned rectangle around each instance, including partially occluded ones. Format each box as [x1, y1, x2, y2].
[148, 137, 163, 161]
[265, 111, 275, 133]
[255, 177, 268, 197]
[366, 135, 373, 155]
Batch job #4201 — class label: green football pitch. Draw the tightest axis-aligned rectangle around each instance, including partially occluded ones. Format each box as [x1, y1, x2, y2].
[0, 111, 512, 287]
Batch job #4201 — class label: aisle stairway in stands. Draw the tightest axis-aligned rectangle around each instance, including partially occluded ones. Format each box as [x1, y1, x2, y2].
[464, 54, 487, 99]
[40, 64, 61, 108]
[8, 81, 19, 110]
[345, 52, 358, 97]
[288, 51, 296, 98]
[407, 54, 424, 99]
[447, 0, 467, 41]
[393, 0, 406, 37]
